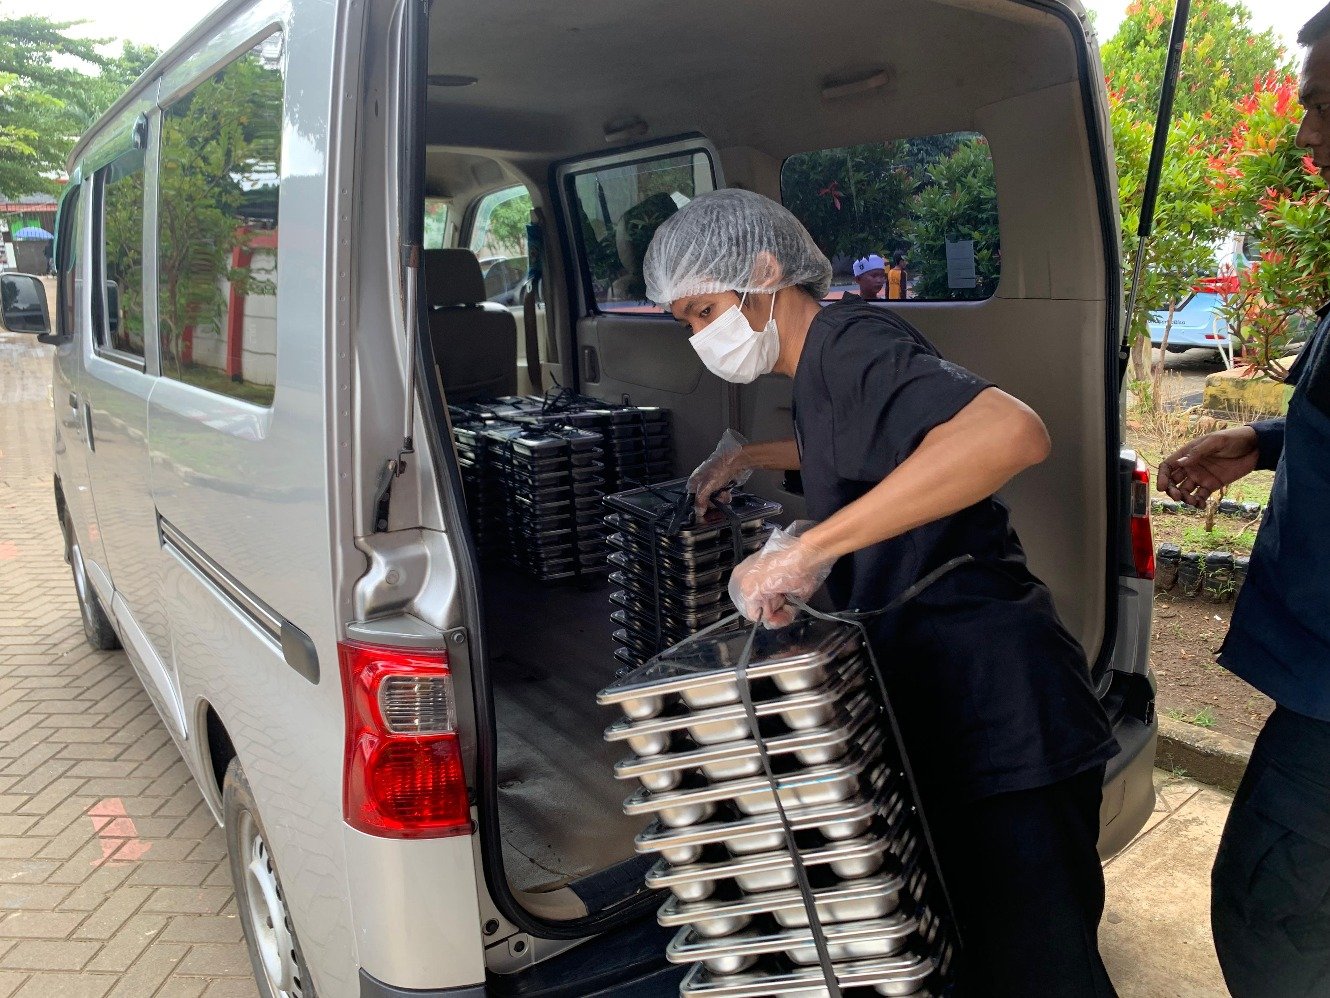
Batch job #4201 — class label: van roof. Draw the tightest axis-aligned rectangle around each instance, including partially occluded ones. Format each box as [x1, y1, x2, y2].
[69, 0, 1093, 173]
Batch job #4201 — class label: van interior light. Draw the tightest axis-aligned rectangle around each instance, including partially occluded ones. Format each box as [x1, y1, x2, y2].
[820, 68, 890, 101]
[604, 116, 649, 145]
[427, 74, 478, 88]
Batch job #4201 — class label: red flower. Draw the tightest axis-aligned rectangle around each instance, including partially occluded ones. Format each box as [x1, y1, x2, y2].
[1304, 155, 1320, 176]
[817, 180, 843, 211]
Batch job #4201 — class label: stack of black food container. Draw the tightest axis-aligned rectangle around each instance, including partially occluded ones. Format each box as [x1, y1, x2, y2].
[450, 413, 516, 563]
[602, 480, 782, 674]
[492, 423, 608, 582]
[597, 618, 958, 997]
[448, 396, 677, 584]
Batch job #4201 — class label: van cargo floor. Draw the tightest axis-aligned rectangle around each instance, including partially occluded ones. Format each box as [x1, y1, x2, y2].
[484, 567, 643, 895]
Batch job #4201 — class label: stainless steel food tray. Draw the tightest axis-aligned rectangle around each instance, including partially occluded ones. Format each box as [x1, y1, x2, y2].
[646, 813, 907, 902]
[666, 910, 918, 972]
[613, 692, 875, 789]
[623, 754, 885, 830]
[658, 871, 906, 936]
[624, 731, 887, 829]
[605, 669, 865, 754]
[597, 618, 863, 720]
[634, 777, 899, 865]
[677, 951, 935, 997]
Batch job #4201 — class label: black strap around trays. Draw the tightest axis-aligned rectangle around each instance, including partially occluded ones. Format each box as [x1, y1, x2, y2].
[676, 554, 972, 997]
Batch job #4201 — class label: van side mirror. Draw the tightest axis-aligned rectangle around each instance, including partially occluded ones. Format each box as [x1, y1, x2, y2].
[0, 273, 51, 335]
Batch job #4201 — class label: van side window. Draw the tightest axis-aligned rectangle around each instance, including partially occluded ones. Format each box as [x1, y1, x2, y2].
[781, 132, 1001, 302]
[94, 151, 147, 357]
[157, 32, 284, 408]
[468, 185, 532, 306]
[565, 151, 715, 312]
[56, 184, 84, 338]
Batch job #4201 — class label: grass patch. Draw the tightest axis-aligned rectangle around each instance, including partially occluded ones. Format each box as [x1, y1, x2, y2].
[1125, 372, 1276, 510]
[1165, 706, 1218, 729]
[1152, 515, 1259, 556]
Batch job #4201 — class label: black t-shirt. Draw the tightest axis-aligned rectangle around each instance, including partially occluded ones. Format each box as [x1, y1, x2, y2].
[792, 300, 1116, 801]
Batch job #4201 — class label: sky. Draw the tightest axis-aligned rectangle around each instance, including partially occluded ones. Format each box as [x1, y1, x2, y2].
[3, 0, 1326, 60]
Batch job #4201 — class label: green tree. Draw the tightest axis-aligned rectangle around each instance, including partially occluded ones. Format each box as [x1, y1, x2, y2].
[1111, 91, 1220, 387]
[902, 138, 1001, 300]
[1102, 0, 1289, 135]
[1208, 74, 1330, 379]
[782, 142, 918, 261]
[1102, 0, 1287, 392]
[0, 14, 106, 195]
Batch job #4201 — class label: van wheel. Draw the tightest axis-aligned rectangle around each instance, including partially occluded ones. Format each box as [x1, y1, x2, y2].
[61, 514, 119, 650]
[224, 762, 318, 998]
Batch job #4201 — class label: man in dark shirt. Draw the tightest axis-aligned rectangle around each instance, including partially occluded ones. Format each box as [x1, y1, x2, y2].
[1157, 11, 1330, 994]
[646, 188, 1118, 996]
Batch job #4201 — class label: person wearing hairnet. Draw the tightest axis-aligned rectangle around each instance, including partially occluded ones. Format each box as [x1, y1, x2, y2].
[644, 189, 1118, 997]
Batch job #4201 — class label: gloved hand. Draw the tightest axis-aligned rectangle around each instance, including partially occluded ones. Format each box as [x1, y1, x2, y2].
[728, 521, 836, 629]
[688, 429, 753, 518]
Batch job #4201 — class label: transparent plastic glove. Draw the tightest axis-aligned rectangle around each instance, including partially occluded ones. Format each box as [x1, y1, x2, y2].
[687, 429, 752, 517]
[728, 521, 836, 629]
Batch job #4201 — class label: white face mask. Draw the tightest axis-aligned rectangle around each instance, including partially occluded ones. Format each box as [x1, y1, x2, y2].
[690, 293, 780, 384]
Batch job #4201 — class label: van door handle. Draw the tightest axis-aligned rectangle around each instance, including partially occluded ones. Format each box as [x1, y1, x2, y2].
[581, 346, 600, 383]
[68, 392, 79, 409]
[84, 403, 95, 452]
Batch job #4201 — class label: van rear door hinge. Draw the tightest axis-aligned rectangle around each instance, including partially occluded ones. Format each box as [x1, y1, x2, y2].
[372, 445, 411, 533]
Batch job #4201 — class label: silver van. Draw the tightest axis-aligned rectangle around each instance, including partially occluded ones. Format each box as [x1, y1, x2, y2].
[7, 0, 1159, 994]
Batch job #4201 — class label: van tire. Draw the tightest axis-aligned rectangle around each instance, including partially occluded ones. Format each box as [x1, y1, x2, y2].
[61, 513, 119, 651]
[223, 761, 318, 998]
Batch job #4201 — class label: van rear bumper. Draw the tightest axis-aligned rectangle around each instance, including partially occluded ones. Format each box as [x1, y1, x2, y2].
[361, 970, 486, 997]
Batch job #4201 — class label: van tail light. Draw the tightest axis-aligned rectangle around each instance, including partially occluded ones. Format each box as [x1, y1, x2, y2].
[1129, 457, 1156, 581]
[339, 641, 471, 838]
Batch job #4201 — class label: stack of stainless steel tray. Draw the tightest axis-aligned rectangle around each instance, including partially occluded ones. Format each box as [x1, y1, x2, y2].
[596, 618, 955, 997]
[602, 480, 781, 671]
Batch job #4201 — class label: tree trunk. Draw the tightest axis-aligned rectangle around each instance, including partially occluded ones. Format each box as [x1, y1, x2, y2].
[1150, 301, 1177, 413]
[1130, 329, 1151, 384]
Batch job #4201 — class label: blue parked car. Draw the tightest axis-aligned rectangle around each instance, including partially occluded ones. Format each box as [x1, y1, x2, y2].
[1149, 290, 1233, 354]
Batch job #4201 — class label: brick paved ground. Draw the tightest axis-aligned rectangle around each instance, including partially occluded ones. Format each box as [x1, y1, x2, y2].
[0, 325, 257, 998]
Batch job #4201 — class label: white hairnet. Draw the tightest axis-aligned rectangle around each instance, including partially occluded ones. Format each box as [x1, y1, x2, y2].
[643, 189, 833, 306]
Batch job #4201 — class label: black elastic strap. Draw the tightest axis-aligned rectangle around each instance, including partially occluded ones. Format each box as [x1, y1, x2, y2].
[733, 619, 843, 997]
[783, 553, 975, 960]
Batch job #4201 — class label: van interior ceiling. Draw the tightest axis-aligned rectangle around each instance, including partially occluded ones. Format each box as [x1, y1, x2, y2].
[417, 0, 1112, 929]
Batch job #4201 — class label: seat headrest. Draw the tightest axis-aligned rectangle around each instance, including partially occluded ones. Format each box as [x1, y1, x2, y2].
[423, 248, 487, 307]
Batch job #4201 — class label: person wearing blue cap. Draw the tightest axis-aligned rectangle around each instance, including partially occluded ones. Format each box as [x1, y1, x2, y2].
[846, 253, 886, 301]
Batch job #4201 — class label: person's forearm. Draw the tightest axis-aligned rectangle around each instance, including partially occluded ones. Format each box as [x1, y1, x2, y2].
[739, 438, 801, 472]
[803, 389, 1049, 560]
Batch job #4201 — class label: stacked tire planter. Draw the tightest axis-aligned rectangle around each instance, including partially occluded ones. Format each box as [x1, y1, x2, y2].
[1151, 498, 1261, 604]
[1155, 544, 1249, 603]
[597, 618, 957, 997]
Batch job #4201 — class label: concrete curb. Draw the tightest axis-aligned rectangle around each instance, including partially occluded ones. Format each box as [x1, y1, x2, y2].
[1155, 715, 1253, 794]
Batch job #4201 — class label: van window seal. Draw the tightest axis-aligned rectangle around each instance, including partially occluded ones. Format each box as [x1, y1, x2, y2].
[551, 134, 720, 322]
[91, 345, 148, 373]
